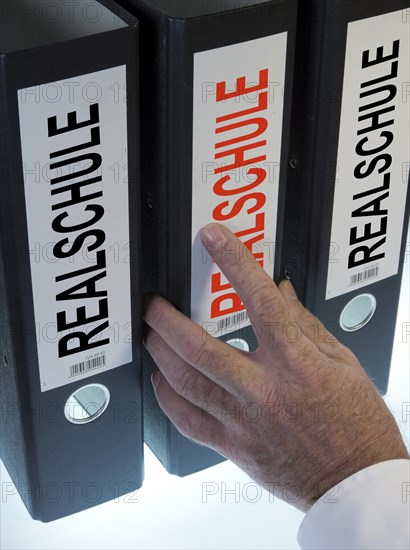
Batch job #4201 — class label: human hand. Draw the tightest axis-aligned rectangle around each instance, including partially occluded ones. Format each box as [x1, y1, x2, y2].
[143, 223, 409, 511]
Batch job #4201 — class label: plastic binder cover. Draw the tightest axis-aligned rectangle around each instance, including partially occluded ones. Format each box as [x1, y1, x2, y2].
[0, 0, 143, 521]
[283, 0, 410, 393]
[115, 0, 297, 475]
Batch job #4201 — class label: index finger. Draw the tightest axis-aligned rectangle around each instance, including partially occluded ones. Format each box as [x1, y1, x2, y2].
[144, 295, 257, 399]
[200, 223, 302, 352]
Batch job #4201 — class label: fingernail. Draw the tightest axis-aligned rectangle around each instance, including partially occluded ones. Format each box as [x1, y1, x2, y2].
[151, 371, 161, 391]
[284, 280, 298, 300]
[201, 223, 227, 251]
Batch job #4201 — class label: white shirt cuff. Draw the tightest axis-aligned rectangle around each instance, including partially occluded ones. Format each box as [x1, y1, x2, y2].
[297, 459, 410, 550]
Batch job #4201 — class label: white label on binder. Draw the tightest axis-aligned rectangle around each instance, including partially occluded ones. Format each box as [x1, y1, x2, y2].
[18, 66, 132, 392]
[326, 9, 410, 300]
[191, 34, 288, 338]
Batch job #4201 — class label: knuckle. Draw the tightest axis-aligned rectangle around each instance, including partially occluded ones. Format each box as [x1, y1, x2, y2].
[284, 341, 318, 371]
[175, 413, 196, 439]
[335, 343, 362, 368]
[300, 309, 318, 328]
[259, 382, 278, 406]
[246, 283, 284, 317]
[186, 339, 215, 369]
[175, 369, 200, 399]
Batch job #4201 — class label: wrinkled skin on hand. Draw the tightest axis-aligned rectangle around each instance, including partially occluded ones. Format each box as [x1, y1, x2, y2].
[144, 224, 409, 511]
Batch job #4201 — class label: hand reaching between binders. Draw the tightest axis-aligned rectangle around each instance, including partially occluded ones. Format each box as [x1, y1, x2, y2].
[143, 223, 409, 511]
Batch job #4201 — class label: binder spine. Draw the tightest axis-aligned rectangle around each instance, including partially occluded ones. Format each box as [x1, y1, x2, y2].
[283, 0, 410, 392]
[0, 67, 26, 515]
[0, 65, 41, 519]
[166, 20, 193, 316]
[135, 3, 173, 472]
[0, 2, 143, 520]
[138, 1, 168, 298]
[118, 0, 297, 475]
[137, 6, 217, 474]
[0, 251, 32, 514]
[282, 0, 319, 297]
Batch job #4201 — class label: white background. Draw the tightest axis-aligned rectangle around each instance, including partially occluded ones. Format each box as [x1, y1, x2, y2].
[1, 241, 409, 549]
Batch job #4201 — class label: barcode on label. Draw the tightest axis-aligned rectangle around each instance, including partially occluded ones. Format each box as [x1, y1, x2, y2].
[217, 310, 249, 333]
[70, 355, 106, 378]
[350, 265, 379, 287]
